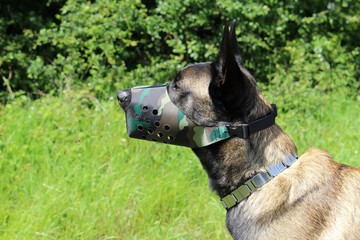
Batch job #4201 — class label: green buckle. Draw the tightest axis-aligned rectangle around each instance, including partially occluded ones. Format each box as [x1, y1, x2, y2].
[221, 194, 237, 209]
[221, 184, 252, 209]
[232, 185, 251, 201]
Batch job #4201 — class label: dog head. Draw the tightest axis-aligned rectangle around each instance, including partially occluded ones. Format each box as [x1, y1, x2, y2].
[118, 21, 273, 148]
[167, 20, 265, 127]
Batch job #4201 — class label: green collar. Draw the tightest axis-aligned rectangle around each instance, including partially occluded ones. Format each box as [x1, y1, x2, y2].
[220, 154, 298, 210]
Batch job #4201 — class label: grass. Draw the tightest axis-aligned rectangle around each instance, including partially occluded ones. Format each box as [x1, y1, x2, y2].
[0, 90, 359, 239]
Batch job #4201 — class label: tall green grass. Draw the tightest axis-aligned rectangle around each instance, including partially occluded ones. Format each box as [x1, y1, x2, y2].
[0, 91, 359, 239]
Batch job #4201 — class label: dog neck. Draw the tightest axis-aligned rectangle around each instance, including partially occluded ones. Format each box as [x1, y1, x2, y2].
[192, 95, 298, 198]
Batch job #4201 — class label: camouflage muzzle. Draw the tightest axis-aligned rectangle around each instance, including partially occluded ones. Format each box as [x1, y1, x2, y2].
[122, 84, 231, 148]
[120, 84, 277, 148]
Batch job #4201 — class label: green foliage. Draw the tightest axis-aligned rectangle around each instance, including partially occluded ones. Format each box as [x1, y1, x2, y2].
[0, 0, 359, 102]
[267, 33, 358, 115]
[0, 92, 359, 239]
[0, 0, 65, 101]
[266, 0, 360, 111]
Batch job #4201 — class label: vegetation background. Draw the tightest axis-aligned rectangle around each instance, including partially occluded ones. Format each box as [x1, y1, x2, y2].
[0, 0, 359, 239]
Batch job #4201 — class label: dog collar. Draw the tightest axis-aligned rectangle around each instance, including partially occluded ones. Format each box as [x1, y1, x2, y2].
[220, 154, 298, 210]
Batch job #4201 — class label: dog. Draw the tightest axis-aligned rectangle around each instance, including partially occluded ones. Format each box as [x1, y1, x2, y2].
[118, 21, 360, 239]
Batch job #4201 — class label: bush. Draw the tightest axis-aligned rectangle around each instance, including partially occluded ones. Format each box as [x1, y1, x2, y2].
[0, 0, 65, 102]
[0, 0, 359, 102]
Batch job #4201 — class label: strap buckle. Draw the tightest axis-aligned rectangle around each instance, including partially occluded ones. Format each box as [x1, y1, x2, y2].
[227, 104, 277, 140]
[228, 124, 250, 139]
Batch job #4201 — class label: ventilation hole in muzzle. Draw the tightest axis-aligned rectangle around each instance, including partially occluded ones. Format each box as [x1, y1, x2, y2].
[142, 105, 149, 112]
[164, 125, 170, 131]
[144, 118, 150, 123]
[152, 109, 158, 115]
[167, 136, 175, 141]
[137, 125, 144, 131]
[154, 121, 160, 127]
[157, 132, 163, 138]
[135, 114, 141, 120]
[147, 129, 154, 134]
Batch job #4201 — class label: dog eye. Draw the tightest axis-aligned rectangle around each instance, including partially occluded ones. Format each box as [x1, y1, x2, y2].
[172, 82, 179, 90]
[172, 73, 182, 91]
[171, 79, 181, 91]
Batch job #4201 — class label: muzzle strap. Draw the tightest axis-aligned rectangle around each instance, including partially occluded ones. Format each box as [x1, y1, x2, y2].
[228, 104, 277, 139]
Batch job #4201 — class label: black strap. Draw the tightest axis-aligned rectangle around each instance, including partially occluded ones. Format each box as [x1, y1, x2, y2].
[228, 104, 277, 139]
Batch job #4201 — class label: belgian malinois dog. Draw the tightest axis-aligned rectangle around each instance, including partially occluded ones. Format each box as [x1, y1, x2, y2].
[118, 21, 360, 239]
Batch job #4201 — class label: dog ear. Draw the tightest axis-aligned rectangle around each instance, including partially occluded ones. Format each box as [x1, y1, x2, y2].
[210, 20, 253, 115]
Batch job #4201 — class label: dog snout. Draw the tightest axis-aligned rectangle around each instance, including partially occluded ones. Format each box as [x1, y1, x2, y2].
[117, 89, 131, 110]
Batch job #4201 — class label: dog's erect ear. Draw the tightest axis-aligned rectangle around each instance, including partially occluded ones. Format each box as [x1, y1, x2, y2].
[210, 20, 254, 116]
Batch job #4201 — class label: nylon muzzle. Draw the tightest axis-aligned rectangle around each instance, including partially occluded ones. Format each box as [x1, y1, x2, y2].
[122, 84, 231, 148]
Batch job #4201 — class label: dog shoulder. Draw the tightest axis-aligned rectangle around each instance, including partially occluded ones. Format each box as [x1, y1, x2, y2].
[290, 147, 360, 217]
